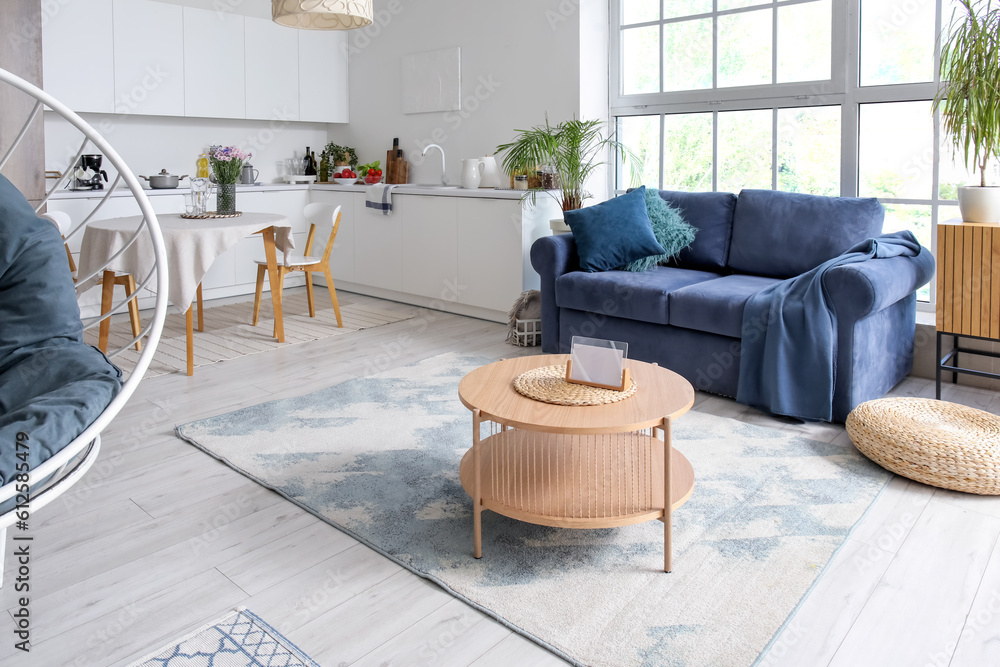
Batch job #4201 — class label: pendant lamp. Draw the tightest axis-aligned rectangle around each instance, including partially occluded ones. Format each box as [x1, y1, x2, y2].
[272, 0, 373, 30]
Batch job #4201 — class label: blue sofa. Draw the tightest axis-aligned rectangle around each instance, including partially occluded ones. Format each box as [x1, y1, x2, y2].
[530, 188, 936, 422]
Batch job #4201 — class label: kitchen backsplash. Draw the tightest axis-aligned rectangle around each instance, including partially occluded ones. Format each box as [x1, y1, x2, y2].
[43, 111, 331, 187]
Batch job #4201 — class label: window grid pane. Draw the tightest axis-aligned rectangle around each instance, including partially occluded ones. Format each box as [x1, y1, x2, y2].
[718, 109, 773, 192]
[776, 106, 841, 195]
[663, 113, 714, 191]
[619, 115, 662, 189]
[860, 0, 937, 86]
[859, 101, 934, 200]
[623, 25, 660, 95]
[718, 9, 773, 88]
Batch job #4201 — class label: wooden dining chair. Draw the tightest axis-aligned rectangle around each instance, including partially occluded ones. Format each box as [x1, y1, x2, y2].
[40, 211, 143, 352]
[252, 203, 343, 330]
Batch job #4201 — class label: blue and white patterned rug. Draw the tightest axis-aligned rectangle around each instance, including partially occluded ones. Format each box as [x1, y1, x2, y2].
[126, 608, 319, 667]
[176, 353, 890, 667]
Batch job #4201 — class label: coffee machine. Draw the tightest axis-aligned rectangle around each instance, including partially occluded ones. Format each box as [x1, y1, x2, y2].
[70, 154, 109, 190]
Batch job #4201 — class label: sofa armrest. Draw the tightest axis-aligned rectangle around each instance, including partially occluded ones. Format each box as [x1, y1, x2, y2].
[530, 234, 579, 353]
[823, 245, 936, 321]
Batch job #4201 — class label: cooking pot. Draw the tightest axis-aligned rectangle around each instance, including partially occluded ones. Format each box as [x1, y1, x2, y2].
[140, 169, 188, 189]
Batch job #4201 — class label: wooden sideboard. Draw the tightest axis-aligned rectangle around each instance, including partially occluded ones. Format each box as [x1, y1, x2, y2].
[935, 220, 1000, 397]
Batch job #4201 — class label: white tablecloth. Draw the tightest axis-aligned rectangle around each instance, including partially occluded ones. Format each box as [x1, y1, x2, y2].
[78, 212, 294, 313]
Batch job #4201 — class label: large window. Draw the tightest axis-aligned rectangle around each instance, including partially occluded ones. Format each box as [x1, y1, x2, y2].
[611, 0, 991, 307]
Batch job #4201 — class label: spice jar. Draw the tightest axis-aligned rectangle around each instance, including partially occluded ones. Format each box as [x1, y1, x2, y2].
[514, 175, 528, 191]
[540, 165, 559, 190]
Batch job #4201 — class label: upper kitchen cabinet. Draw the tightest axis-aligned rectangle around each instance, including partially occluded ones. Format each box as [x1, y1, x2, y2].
[244, 18, 298, 122]
[183, 8, 245, 119]
[113, 0, 184, 117]
[42, 0, 115, 113]
[298, 31, 348, 123]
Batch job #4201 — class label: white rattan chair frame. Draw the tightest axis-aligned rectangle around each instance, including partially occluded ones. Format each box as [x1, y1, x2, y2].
[0, 68, 169, 583]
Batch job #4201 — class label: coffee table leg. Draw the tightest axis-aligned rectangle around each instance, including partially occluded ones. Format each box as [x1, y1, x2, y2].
[473, 409, 483, 559]
[663, 417, 673, 573]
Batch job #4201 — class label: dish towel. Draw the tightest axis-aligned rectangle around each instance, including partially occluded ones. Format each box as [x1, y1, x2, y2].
[365, 183, 397, 216]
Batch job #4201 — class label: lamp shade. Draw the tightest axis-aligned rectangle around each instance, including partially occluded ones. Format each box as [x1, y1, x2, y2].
[272, 0, 373, 30]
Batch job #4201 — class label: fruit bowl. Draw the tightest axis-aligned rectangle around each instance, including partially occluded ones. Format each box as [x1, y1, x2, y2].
[364, 174, 383, 185]
[333, 177, 358, 185]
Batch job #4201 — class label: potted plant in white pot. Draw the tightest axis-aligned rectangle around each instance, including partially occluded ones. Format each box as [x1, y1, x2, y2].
[495, 117, 640, 233]
[933, 0, 1000, 223]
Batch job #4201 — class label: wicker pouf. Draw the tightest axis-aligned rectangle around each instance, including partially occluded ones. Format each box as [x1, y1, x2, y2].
[846, 397, 1000, 495]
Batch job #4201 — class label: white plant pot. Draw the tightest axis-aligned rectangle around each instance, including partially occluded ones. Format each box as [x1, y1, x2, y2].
[958, 186, 1000, 224]
[550, 218, 571, 235]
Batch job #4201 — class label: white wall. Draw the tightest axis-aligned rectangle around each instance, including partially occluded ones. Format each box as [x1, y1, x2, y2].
[329, 0, 588, 187]
[43, 112, 328, 185]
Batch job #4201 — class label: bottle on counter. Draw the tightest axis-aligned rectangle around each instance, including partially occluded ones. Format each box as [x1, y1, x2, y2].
[311, 150, 319, 177]
[196, 152, 210, 179]
[303, 146, 317, 176]
[319, 152, 329, 182]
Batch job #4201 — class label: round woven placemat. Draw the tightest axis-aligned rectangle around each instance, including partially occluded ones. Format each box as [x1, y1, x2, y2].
[846, 397, 1000, 495]
[512, 364, 637, 406]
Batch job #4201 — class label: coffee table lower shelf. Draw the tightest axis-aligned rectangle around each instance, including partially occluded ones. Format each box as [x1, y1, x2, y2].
[459, 429, 694, 531]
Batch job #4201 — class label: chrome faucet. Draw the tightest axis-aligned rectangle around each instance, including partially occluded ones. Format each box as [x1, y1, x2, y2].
[421, 143, 447, 186]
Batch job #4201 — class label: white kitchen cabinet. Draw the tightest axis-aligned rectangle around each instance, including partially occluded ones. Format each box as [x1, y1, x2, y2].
[353, 197, 402, 291]
[455, 199, 527, 313]
[42, 0, 115, 113]
[298, 30, 348, 123]
[401, 197, 459, 301]
[112, 0, 184, 117]
[183, 8, 245, 119]
[310, 191, 358, 283]
[244, 17, 299, 121]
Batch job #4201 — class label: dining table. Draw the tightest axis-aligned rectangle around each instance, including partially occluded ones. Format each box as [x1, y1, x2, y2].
[77, 212, 295, 376]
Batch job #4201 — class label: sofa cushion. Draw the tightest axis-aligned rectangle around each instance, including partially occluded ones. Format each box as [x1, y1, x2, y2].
[623, 189, 697, 272]
[657, 189, 737, 271]
[728, 189, 885, 278]
[669, 274, 783, 338]
[564, 187, 666, 272]
[556, 266, 722, 326]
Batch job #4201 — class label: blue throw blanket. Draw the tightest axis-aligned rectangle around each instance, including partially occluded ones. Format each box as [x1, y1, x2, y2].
[736, 230, 922, 422]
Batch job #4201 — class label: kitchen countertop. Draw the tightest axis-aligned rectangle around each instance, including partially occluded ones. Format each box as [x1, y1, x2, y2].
[311, 183, 535, 200]
[50, 182, 544, 201]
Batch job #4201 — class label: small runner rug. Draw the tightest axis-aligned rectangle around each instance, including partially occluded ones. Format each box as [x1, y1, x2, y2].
[126, 608, 319, 667]
[175, 352, 889, 667]
[86, 291, 412, 377]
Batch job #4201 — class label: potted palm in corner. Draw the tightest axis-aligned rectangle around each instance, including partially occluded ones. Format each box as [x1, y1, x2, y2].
[933, 0, 1000, 223]
[495, 117, 640, 233]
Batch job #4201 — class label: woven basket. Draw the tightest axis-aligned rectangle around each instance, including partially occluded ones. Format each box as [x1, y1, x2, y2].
[846, 397, 1000, 495]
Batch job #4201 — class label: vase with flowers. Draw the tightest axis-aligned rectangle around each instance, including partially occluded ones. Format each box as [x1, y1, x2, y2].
[210, 146, 251, 215]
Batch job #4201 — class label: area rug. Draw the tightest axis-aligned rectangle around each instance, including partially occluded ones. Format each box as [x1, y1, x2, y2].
[125, 608, 319, 667]
[175, 353, 890, 667]
[86, 291, 412, 377]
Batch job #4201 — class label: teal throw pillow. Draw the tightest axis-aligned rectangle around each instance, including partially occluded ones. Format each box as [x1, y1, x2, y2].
[565, 186, 666, 273]
[622, 188, 698, 272]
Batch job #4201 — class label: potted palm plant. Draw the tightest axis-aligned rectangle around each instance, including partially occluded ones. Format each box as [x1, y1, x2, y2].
[496, 117, 640, 232]
[933, 0, 1000, 223]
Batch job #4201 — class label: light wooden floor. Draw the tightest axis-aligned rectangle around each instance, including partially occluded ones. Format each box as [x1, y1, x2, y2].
[4, 288, 1000, 666]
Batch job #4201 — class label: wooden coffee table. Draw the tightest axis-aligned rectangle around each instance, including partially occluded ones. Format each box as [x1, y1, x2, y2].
[457, 354, 695, 572]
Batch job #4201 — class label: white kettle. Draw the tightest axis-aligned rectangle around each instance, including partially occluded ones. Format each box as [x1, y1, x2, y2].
[479, 155, 502, 189]
[461, 158, 485, 189]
